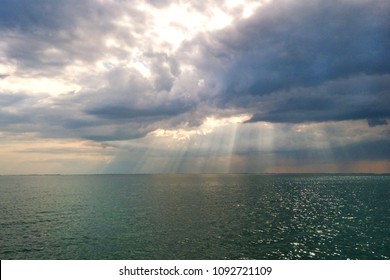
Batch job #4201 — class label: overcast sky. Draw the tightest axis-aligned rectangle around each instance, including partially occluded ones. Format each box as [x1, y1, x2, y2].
[0, 0, 389, 174]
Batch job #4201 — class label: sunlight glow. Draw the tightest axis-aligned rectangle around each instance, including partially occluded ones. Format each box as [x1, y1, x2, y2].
[105, 38, 120, 48]
[225, 0, 272, 18]
[0, 136, 114, 174]
[136, 1, 248, 51]
[130, 60, 151, 78]
[207, 9, 234, 30]
[0, 76, 81, 96]
[151, 114, 252, 141]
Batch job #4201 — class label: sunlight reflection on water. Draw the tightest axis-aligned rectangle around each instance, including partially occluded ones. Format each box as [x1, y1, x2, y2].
[0, 174, 389, 259]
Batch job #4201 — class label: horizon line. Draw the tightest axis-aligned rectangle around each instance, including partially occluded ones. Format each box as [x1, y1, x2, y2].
[2, 172, 390, 176]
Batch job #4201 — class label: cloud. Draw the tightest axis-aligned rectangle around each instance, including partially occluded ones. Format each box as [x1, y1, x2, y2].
[0, 0, 77, 31]
[0, 0, 193, 141]
[1, 0, 389, 134]
[368, 118, 389, 127]
[0, 0, 143, 77]
[0, 93, 29, 106]
[246, 74, 390, 123]
[0, 0, 389, 174]
[5, 0, 387, 126]
[190, 0, 390, 123]
[85, 104, 188, 120]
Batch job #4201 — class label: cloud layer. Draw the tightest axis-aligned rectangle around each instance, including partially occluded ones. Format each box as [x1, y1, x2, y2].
[190, 0, 390, 123]
[0, 0, 389, 173]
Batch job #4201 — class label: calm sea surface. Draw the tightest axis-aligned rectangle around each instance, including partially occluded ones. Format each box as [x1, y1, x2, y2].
[0, 174, 389, 259]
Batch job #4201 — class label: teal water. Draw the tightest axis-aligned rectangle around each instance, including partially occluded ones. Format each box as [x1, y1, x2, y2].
[0, 174, 389, 259]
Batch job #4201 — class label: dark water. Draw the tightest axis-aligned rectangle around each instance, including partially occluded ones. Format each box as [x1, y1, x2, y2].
[0, 174, 389, 260]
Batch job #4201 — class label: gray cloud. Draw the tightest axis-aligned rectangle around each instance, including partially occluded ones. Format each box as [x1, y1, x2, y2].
[85, 102, 193, 121]
[0, 93, 29, 106]
[0, 92, 33, 126]
[1, 0, 389, 136]
[0, 0, 389, 174]
[0, 0, 80, 31]
[368, 118, 389, 127]
[0, 111, 27, 126]
[0, 0, 142, 75]
[246, 74, 390, 123]
[190, 0, 390, 123]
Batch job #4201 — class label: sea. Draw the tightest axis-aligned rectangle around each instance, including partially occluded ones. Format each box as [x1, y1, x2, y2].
[0, 174, 389, 260]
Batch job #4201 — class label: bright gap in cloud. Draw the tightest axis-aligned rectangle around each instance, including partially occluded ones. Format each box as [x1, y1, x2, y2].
[130, 60, 152, 78]
[123, 114, 252, 173]
[136, 0, 268, 51]
[151, 114, 252, 141]
[0, 76, 81, 96]
[225, 0, 272, 18]
[120, 0, 271, 79]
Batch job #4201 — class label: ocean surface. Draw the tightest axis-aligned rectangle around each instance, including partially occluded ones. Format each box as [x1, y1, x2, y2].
[0, 174, 389, 260]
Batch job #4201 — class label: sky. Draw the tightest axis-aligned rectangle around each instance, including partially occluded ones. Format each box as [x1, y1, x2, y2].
[0, 0, 389, 174]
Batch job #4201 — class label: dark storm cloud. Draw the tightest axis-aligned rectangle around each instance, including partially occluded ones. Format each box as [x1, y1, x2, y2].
[74, 64, 197, 138]
[0, 0, 105, 69]
[6, 100, 160, 141]
[191, 0, 390, 124]
[368, 118, 388, 127]
[0, 0, 141, 74]
[0, 0, 133, 32]
[85, 102, 193, 121]
[247, 74, 390, 123]
[80, 124, 156, 142]
[0, 0, 78, 30]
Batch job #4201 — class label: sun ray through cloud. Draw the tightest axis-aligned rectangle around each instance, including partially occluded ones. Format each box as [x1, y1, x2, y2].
[0, 0, 389, 174]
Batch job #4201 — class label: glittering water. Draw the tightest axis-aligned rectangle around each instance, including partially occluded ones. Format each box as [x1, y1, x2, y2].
[0, 174, 389, 259]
